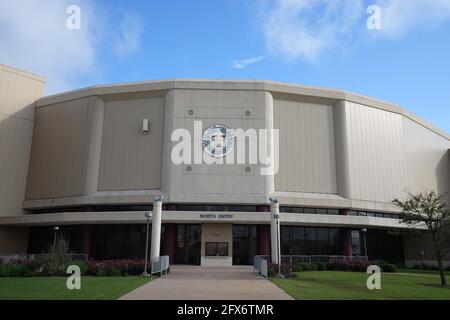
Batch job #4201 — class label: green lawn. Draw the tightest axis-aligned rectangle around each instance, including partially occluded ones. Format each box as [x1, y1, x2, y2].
[271, 271, 450, 300]
[0, 276, 152, 300]
[397, 268, 450, 276]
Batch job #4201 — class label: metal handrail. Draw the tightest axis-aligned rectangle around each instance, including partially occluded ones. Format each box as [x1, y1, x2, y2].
[253, 256, 268, 278]
[150, 255, 170, 278]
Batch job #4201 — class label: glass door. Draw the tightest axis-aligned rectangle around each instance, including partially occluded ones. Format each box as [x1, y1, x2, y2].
[175, 224, 201, 265]
[233, 225, 257, 265]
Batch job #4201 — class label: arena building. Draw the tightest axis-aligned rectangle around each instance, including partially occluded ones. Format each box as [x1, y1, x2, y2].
[0, 64, 449, 266]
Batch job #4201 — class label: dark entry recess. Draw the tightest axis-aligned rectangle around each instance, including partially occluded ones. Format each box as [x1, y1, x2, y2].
[233, 225, 257, 265]
[175, 224, 201, 265]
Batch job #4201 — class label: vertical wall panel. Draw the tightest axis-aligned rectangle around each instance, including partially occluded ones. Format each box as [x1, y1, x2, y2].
[0, 65, 44, 216]
[403, 117, 450, 203]
[25, 98, 95, 199]
[274, 98, 337, 194]
[344, 101, 407, 202]
[98, 97, 164, 191]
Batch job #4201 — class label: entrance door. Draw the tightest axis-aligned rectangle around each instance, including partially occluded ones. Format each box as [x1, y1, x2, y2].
[233, 225, 257, 265]
[175, 224, 201, 265]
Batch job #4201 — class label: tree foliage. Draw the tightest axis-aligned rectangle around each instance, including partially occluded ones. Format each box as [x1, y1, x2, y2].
[393, 190, 450, 285]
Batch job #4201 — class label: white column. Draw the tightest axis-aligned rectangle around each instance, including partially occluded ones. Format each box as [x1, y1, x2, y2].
[270, 201, 280, 264]
[150, 197, 163, 262]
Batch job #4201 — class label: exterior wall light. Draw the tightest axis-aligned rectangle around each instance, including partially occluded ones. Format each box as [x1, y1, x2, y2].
[142, 119, 150, 134]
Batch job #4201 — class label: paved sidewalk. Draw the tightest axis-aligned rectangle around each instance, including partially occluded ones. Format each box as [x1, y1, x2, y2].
[119, 265, 293, 300]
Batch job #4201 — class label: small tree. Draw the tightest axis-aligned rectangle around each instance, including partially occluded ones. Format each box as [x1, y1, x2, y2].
[393, 191, 450, 286]
[46, 235, 70, 275]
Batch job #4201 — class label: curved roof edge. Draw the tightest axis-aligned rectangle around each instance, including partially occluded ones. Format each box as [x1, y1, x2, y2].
[36, 78, 450, 140]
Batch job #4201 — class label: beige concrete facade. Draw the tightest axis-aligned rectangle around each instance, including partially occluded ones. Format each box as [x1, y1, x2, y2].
[0, 226, 29, 254]
[403, 233, 450, 267]
[0, 65, 44, 253]
[9, 77, 447, 215]
[0, 65, 45, 216]
[0, 65, 449, 264]
[200, 223, 233, 266]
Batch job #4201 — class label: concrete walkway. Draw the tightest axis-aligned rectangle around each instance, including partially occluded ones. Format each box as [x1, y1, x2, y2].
[119, 265, 293, 300]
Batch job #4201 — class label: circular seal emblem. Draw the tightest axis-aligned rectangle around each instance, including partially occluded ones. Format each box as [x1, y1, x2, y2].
[202, 124, 235, 158]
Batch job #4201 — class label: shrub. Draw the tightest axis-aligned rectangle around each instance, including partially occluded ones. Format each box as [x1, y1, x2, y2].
[86, 259, 145, 276]
[430, 265, 439, 271]
[10, 264, 28, 277]
[87, 261, 107, 276]
[317, 262, 327, 271]
[0, 264, 11, 277]
[375, 260, 388, 267]
[381, 264, 397, 273]
[0, 260, 42, 277]
[280, 263, 293, 277]
[292, 264, 304, 272]
[68, 261, 88, 275]
[42, 256, 71, 276]
[96, 269, 107, 277]
[108, 267, 122, 277]
[299, 263, 311, 271]
[0, 258, 156, 277]
[326, 260, 374, 272]
[292, 262, 325, 272]
[126, 260, 145, 275]
[268, 263, 292, 278]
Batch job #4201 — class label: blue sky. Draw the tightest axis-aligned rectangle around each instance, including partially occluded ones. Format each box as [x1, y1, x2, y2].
[1, 0, 450, 132]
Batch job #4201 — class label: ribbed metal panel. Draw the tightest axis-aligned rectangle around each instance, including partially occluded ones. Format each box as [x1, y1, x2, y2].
[26, 97, 94, 199]
[98, 97, 165, 191]
[344, 101, 407, 202]
[0, 66, 44, 215]
[274, 98, 338, 194]
[403, 117, 450, 202]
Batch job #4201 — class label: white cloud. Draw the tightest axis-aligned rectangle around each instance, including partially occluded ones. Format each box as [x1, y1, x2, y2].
[0, 0, 97, 94]
[0, 0, 143, 94]
[373, 0, 450, 38]
[260, 0, 364, 62]
[113, 11, 143, 57]
[259, 0, 450, 62]
[232, 56, 265, 69]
